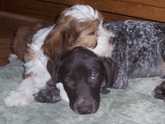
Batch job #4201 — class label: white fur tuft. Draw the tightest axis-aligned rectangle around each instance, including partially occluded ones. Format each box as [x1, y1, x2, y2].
[56, 83, 69, 102]
[8, 54, 18, 62]
[64, 4, 99, 21]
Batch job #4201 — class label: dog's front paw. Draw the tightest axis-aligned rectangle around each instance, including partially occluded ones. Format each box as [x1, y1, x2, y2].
[34, 87, 61, 103]
[4, 91, 30, 107]
[153, 81, 165, 101]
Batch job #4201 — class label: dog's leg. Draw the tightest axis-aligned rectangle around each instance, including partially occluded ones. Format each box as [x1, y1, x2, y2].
[111, 66, 129, 89]
[4, 53, 51, 107]
[153, 81, 165, 101]
[4, 74, 51, 107]
[4, 23, 55, 107]
[4, 77, 39, 107]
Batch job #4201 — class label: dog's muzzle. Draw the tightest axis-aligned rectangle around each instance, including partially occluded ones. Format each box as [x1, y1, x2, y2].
[70, 97, 100, 114]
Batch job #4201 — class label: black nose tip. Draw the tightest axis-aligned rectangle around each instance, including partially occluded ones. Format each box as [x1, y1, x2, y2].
[77, 104, 93, 114]
[109, 38, 116, 44]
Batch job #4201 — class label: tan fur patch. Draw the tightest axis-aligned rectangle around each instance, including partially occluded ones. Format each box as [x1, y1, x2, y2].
[12, 21, 54, 62]
[23, 49, 38, 78]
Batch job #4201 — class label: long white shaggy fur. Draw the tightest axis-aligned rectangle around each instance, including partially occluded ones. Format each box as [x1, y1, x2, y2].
[4, 25, 54, 107]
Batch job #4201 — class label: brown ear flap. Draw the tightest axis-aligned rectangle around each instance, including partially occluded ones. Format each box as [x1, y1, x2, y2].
[100, 57, 119, 94]
[42, 29, 72, 63]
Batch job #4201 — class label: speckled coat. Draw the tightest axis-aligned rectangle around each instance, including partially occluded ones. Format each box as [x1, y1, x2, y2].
[103, 20, 165, 89]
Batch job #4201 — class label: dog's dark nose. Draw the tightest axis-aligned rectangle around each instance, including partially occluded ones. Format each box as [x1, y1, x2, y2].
[109, 38, 116, 44]
[77, 105, 92, 114]
[76, 102, 93, 114]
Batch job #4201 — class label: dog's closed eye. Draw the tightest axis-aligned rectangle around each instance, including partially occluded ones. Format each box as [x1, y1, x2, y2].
[88, 31, 96, 36]
[64, 77, 75, 87]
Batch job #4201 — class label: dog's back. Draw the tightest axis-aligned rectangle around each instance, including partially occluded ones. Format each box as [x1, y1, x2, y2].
[104, 20, 165, 78]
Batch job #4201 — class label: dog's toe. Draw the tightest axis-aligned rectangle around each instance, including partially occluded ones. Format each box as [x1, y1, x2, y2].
[34, 88, 61, 103]
[33, 93, 46, 103]
[33, 90, 47, 103]
[153, 81, 165, 101]
[48, 88, 61, 103]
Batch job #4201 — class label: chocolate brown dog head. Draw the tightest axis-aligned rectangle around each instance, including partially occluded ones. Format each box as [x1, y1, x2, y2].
[47, 47, 119, 114]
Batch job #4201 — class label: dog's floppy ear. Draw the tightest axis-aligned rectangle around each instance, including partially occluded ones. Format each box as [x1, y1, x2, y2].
[159, 41, 165, 62]
[42, 21, 79, 62]
[100, 57, 119, 94]
[47, 60, 59, 84]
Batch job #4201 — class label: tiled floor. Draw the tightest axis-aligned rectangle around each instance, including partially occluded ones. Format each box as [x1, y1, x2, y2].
[0, 15, 33, 66]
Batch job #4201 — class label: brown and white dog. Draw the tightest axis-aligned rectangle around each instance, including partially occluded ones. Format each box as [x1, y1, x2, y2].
[4, 5, 114, 107]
